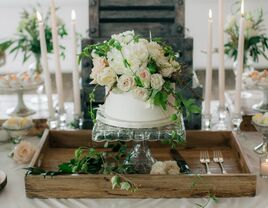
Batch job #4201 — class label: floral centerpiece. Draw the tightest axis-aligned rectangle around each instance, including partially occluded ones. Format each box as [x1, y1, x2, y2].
[81, 31, 200, 145]
[225, 9, 268, 68]
[1, 7, 67, 73]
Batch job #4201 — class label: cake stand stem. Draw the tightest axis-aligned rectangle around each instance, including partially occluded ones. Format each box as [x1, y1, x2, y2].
[125, 140, 155, 174]
[8, 89, 35, 117]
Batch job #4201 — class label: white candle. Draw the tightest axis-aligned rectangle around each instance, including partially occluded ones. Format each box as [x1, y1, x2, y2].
[36, 11, 55, 119]
[71, 10, 81, 116]
[261, 159, 268, 176]
[218, 0, 225, 108]
[204, 9, 213, 115]
[234, 0, 245, 114]
[50, 0, 64, 113]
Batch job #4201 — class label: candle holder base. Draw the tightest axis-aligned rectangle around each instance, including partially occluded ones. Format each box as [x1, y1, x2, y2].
[202, 114, 212, 130]
[214, 106, 229, 130]
[58, 110, 67, 129]
[47, 117, 58, 129]
[231, 113, 242, 132]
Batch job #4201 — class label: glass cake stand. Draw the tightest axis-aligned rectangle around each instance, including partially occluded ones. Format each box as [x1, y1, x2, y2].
[92, 107, 186, 174]
[0, 82, 43, 117]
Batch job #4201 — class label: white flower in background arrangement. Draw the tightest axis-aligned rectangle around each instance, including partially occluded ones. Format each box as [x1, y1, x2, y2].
[96, 67, 117, 87]
[138, 69, 151, 88]
[151, 73, 165, 90]
[111, 30, 135, 45]
[225, 15, 237, 30]
[117, 74, 135, 92]
[133, 87, 150, 101]
[13, 141, 36, 164]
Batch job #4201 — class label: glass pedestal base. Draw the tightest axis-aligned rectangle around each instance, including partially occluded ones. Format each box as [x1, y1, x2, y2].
[124, 141, 156, 174]
[92, 109, 186, 173]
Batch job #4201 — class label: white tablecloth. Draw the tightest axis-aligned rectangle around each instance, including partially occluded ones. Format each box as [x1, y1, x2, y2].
[1, 132, 268, 208]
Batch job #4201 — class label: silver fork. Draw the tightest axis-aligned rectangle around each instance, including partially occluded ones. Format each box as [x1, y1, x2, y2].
[213, 150, 227, 174]
[200, 151, 211, 174]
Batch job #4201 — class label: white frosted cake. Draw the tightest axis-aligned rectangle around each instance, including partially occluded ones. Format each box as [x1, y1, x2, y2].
[87, 31, 182, 128]
[102, 90, 175, 128]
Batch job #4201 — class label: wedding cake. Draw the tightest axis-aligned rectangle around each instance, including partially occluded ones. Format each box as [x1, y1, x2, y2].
[88, 31, 182, 128]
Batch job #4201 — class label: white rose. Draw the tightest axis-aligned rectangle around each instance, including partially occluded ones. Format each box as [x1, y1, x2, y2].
[151, 74, 165, 90]
[107, 48, 126, 75]
[111, 30, 135, 44]
[90, 57, 107, 82]
[117, 75, 135, 92]
[150, 161, 166, 175]
[138, 69, 151, 88]
[13, 141, 36, 164]
[133, 87, 150, 101]
[96, 67, 117, 87]
[147, 41, 164, 61]
[122, 41, 149, 73]
[160, 66, 174, 78]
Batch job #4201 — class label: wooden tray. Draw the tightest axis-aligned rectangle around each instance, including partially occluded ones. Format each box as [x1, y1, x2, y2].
[25, 130, 256, 198]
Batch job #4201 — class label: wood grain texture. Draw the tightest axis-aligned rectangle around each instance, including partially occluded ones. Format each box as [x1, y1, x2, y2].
[89, 0, 100, 37]
[25, 130, 256, 198]
[100, 0, 175, 7]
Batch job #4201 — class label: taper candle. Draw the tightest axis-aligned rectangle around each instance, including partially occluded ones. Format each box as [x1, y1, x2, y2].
[218, 0, 225, 108]
[234, 0, 245, 114]
[204, 9, 213, 115]
[36, 11, 54, 119]
[50, 0, 64, 113]
[71, 10, 81, 116]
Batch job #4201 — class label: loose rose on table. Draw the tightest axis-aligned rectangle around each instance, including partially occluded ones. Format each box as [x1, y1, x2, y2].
[13, 141, 36, 164]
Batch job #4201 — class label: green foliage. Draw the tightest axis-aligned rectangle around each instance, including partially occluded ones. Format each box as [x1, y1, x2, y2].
[1, 7, 67, 64]
[151, 90, 168, 110]
[111, 175, 138, 192]
[0, 40, 13, 54]
[88, 85, 98, 124]
[152, 37, 179, 60]
[225, 9, 268, 63]
[147, 59, 158, 74]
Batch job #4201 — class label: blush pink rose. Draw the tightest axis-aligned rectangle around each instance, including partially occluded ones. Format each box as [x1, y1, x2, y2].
[13, 141, 36, 164]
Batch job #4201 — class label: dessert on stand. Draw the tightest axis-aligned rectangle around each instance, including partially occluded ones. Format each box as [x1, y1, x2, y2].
[82, 31, 196, 173]
[0, 71, 43, 116]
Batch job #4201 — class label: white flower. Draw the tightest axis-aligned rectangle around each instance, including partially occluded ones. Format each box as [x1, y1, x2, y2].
[252, 114, 263, 124]
[90, 57, 107, 83]
[117, 74, 135, 92]
[151, 74, 165, 90]
[13, 141, 36, 164]
[107, 48, 126, 75]
[96, 67, 117, 87]
[111, 30, 135, 44]
[150, 161, 166, 174]
[133, 87, 150, 101]
[122, 41, 149, 73]
[160, 66, 174, 78]
[147, 41, 164, 61]
[138, 69, 151, 88]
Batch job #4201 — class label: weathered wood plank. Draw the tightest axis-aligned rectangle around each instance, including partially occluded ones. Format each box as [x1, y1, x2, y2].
[100, 22, 176, 37]
[100, 10, 175, 20]
[100, 0, 175, 7]
[25, 174, 256, 198]
[89, 0, 100, 37]
[175, 0, 185, 36]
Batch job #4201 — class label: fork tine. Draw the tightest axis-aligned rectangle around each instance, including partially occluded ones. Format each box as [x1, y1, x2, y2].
[206, 151, 209, 159]
[219, 151, 223, 158]
[213, 150, 216, 159]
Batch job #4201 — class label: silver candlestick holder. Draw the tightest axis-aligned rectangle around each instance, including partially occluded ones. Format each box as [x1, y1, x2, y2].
[202, 113, 212, 130]
[214, 105, 229, 130]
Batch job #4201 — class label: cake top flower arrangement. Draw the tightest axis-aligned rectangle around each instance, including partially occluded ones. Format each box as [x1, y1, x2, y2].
[81, 30, 200, 126]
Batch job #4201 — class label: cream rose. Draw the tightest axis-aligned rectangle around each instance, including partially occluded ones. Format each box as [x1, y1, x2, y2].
[147, 41, 164, 61]
[117, 75, 135, 92]
[13, 141, 36, 164]
[138, 69, 151, 88]
[107, 48, 126, 75]
[160, 66, 174, 78]
[90, 57, 107, 82]
[96, 67, 117, 87]
[151, 74, 165, 90]
[150, 161, 166, 175]
[133, 87, 149, 101]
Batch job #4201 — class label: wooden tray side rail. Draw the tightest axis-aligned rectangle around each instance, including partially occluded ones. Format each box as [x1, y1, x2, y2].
[25, 130, 256, 198]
